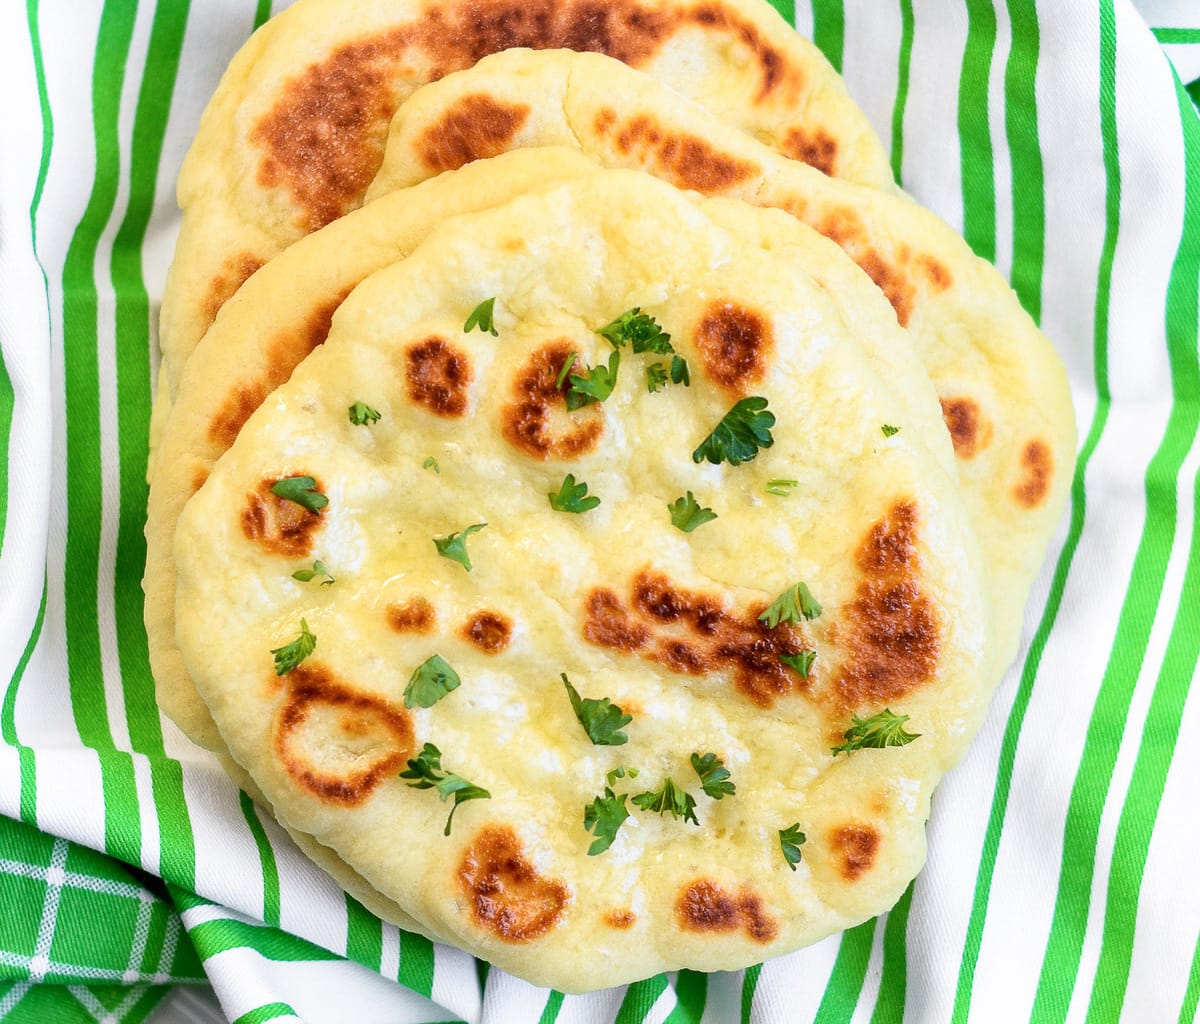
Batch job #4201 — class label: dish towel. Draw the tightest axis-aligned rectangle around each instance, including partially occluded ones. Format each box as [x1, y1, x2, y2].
[2, 1, 1198, 1021]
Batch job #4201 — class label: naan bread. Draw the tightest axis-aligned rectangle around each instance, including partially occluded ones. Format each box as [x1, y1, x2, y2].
[173, 172, 991, 991]
[159, 0, 895, 397]
[365, 47, 1076, 671]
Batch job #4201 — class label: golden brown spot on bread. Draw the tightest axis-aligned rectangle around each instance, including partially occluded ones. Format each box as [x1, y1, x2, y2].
[694, 302, 773, 394]
[463, 610, 513, 653]
[676, 880, 778, 943]
[593, 106, 617, 136]
[202, 252, 263, 332]
[812, 208, 915, 326]
[587, 570, 813, 706]
[919, 254, 953, 290]
[416, 93, 531, 173]
[190, 469, 209, 496]
[1013, 439, 1053, 507]
[241, 476, 325, 558]
[604, 909, 637, 929]
[387, 597, 436, 633]
[606, 113, 759, 192]
[830, 824, 879, 880]
[458, 825, 570, 942]
[207, 294, 345, 449]
[250, 0, 798, 229]
[832, 502, 939, 709]
[406, 337, 473, 417]
[782, 126, 838, 175]
[274, 664, 414, 805]
[939, 396, 991, 459]
[501, 341, 604, 459]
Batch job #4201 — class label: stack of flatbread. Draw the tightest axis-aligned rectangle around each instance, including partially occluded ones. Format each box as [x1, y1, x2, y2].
[145, 0, 1076, 993]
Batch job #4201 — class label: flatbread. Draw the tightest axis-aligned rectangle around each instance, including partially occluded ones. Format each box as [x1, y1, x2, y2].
[158, 0, 895, 397]
[365, 47, 1077, 671]
[173, 171, 992, 991]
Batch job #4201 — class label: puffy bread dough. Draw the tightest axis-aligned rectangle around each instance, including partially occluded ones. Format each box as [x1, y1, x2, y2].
[158, 0, 895, 397]
[174, 172, 992, 991]
[367, 47, 1077, 674]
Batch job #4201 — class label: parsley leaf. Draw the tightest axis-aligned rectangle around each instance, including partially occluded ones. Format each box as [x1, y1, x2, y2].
[348, 401, 380, 426]
[779, 823, 806, 870]
[271, 619, 316, 676]
[766, 478, 798, 497]
[583, 787, 630, 855]
[668, 491, 717, 533]
[433, 523, 486, 572]
[555, 352, 580, 390]
[597, 308, 672, 354]
[831, 709, 921, 756]
[759, 582, 822, 628]
[423, 456, 440, 474]
[270, 475, 328, 514]
[691, 396, 775, 466]
[631, 778, 699, 825]
[690, 752, 735, 800]
[292, 560, 334, 586]
[562, 674, 631, 746]
[566, 351, 621, 410]
[780, 649, 817, 678]
[464, 297, 498, 336]
[606, 765, 639, 786]
[669, 354, 690, 386]
[404, 654, 461, 709]
[646, 362, 669, 393]
[400, 743, 491, 835]
[881, 424, 900, 437]
[548, 474, 601, 514]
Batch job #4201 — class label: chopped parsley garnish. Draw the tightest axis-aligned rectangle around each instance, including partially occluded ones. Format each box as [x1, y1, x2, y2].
[292, 560, 334, 586]
[549, 473, 601, 514]
[597, 308, 672, 354]
[463, 297, 498, 336]
[606, 765, 639, 786]
[562, 674, 631, 746]
[691, 396, 775, 466]
[348, 401, 380, 425]
[271, 619, 315, 676]
[433, 523, 486, 572]
[831, 709, 921, 756]
[400, 743, 491, 835]
[403, 654, 461, 709]
[669, 354, 690, 386]
[631, 778, 699, 825]
[555, 352, 580, 389]
[690, 752, 735, 800]
[881, 424, 900, 437]
[646, 362, 669, 393]
[566, 350, 621, 409]
[780, 649, 817, 678]
[668, 491, 718, 533]
[423, 456, 440, 474]
[766, 478, 799, 497]
[779, 823, 807, 870]
[270, 475, 328, 514]
[583, 788, 630, 855]
[759, 582, 822, 628]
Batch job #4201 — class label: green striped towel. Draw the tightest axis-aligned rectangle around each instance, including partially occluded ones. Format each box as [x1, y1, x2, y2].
[2, 1, 1198, 1021]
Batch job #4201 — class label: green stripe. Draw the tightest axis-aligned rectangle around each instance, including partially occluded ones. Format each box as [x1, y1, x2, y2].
[238, 791, 281, 927]
[1153, 28, 1200, 45]
[344, 894, 382, 970]
[663, 970, 708, 1023]
[1179, 929, 1200, 1024]
[740, 964, 761, 1024]
[398, 930, 434, 997]
[537, 990, 565, 1024]
[958, 0, 999, 262]
[869, 882, 913, 1023]
[187, 918, 341, 963]
[890, 0, 915, 184]
[766, 0, 794, 28]
[253, 0, 273, 28]
[1083, 74, 1200, 1023]
[615, 974, 669, 1024]
[232, 1002, 299, 1024]
[59, 0, 141, 858]
[810, 0, 845, 72]
[952, 2, 1120, 1015]
[813, 920, 876, 1023]
[1033, 20, 1200, 1024]
[1004, 0, 1046, 321]
[3, 580, 47, 824]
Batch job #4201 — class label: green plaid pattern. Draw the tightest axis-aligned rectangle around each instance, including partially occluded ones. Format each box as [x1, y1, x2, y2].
[3, 1, 1200, 1021]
